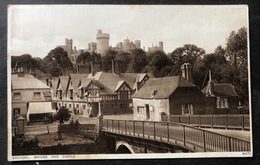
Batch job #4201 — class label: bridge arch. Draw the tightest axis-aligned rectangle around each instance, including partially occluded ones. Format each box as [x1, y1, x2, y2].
[116, 140, 135, 154]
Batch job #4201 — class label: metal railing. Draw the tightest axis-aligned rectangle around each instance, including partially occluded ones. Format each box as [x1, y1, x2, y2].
[102, 119, 250, 152]
[162, 115, 250, 130]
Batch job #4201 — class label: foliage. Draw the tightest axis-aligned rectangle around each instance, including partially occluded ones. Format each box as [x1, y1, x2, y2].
[11, 54, 42, 72]
[193, 27, 248, 104]
[226, 27, 247, 68]
[54, 106, 71, 124]
[76, 52, 101, 65]
[41, 47, 73, 76]
[145, 50, 172, 77]
[115, 52, 130, 73]
[101, 50, 117, 72]
[126, 49, 148, 73]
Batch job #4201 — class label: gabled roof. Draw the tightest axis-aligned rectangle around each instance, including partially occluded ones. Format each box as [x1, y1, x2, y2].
[51, 77, 59, 94]
[58, 76, 70, 91]
[202, 83, 238, 97]
[11, 74, 50, 90]
[115, 80, 126, 91]
[132, 76, 196, 99]
[67, 72, 150, 95]
[119, 73, 148, 89]
[69, 74, 88, 91]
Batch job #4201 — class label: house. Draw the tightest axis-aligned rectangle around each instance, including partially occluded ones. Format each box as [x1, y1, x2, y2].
[202, 71, 239, 114]
[11, 70, 55, 124]
[52, 61, 151, 117]
[132, 76, 205, 121]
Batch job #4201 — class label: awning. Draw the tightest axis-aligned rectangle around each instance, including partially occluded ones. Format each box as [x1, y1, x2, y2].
[27, 102, 56, 122]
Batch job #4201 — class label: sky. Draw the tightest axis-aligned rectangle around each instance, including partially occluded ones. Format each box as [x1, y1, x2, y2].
[8, 5, 248, 58]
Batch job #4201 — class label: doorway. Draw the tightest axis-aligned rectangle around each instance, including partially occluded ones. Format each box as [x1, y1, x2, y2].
[145, 104, 150, 120]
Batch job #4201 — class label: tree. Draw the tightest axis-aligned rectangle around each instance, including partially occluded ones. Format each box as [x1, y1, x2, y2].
[126, 49, 147, 73]
[101, 50, 118, 72]
[144, 50, 172, 77]
[193, 51, 227, 89]
[225, 27, 248, 105]
[170, 44, 205, 65]
[11, 54, 42, 72]
[115, 52, 130, 73]
[54, 106, 71, 124]
[42, 47, 73, 76]
[76, 52, 101, 64]
[226, 27, 247, 69]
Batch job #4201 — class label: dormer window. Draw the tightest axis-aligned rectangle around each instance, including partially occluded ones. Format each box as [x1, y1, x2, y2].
[151, 90, 157, 97]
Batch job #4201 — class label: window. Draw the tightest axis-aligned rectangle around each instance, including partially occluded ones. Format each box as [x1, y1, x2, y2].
[69, 89, 73, 99]
[119, 91, 129, 100]
[13, 108, 20, 119]
[182, 104, 193, 115]
[69, 104, 72, 108]
[217, 97, 229, 108]
[33, 92, 41, 100]
[76, 104, 79, 108]
[87, 89, 99, 97]
[83, 105, 86, 109]
[137, 106, 145, 114]
[57, 91, 62, 99]
[13, 92, 21, 100]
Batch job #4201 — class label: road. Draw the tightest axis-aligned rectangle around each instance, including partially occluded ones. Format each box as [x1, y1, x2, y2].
[102, 119, 251, 152]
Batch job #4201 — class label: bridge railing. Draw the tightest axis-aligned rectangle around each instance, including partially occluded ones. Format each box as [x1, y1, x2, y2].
[162, 115, 250, 130]
[102, 119, 250, 152]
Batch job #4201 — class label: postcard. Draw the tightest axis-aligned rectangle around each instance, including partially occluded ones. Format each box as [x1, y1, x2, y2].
[8, 5, 252, 161]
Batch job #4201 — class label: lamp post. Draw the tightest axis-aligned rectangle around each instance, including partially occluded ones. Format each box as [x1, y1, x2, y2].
[98, 96, 102, 117]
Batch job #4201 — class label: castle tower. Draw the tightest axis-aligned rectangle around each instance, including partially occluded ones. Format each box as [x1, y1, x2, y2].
[65, 39, 73, 55]
[96, 29, 110, 56]
[159, 41, 163, 51]
[123, 38, 131, 52]
[134, 40, 141, 49]
[88, 42, 97, 53]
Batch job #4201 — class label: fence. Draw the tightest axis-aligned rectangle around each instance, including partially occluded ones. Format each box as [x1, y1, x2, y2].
[161, 115, 250, 130]
[24, 125, 58, 135]
[102, 119, 251, 152]
[59, 124, 97, 133]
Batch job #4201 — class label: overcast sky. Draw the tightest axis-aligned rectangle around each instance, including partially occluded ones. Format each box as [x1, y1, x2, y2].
[8, 5, 248, 58]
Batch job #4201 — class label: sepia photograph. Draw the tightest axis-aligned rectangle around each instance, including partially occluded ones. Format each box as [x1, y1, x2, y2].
[7, 5, 251, 161]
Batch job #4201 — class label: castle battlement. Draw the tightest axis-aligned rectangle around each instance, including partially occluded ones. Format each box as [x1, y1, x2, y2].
[96, 33, 110, 39]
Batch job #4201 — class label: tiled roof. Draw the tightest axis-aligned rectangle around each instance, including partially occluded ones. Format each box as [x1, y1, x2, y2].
[132, 76, 196, 99]
[202, 83, 238, 97]
[11, 74, 50, 89]
[51, 77, 59, 95]
[59, 76, 70, 91]
[118, 73, 148, 89]
[70, 74, 88, 91]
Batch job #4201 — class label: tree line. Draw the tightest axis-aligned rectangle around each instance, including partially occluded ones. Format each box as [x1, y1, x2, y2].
[11, 27, 248, 105]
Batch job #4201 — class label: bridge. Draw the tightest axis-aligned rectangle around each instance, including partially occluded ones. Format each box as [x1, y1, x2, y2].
[100, 118, 251, 153]
[15, 114, 251, 154]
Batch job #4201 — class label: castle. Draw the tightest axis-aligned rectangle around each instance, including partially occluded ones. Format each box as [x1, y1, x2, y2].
[58, 29, 164, 64]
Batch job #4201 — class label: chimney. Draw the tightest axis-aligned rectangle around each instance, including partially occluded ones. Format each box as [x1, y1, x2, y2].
[112, 60, 115, 74]
[181, 63, 193, 83]
[111, 59, 119, 75]
[94, 63, 101, 73]
[135, 77, 141, 91]
[91, 61, 94, 76]
[17, 67, 24, 77]
[208, 70, 214, 96]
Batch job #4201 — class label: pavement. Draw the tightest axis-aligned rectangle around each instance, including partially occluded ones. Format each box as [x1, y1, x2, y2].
[203, 128, 251, 141]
